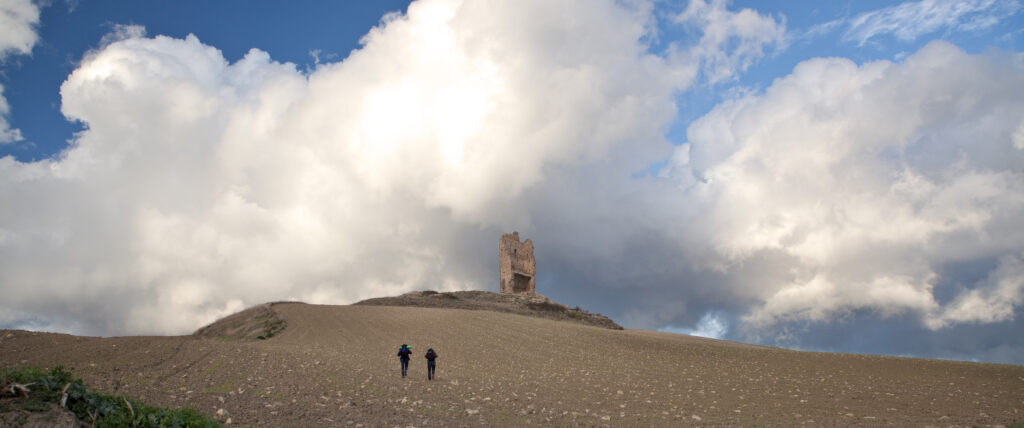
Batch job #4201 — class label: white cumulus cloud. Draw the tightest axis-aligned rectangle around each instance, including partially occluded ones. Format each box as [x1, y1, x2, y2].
[673, 0, 787, 84]
[0, 0, 40, 143]
[0, 0, 705, 335]
[667, 41, 1024, 335]
[0, 85, 23, 143]
[0, 0, 38, 57]
[2, 0, 1022, 365]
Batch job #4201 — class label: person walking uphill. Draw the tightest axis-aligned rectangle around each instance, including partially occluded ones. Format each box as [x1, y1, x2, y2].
[424, 347, 438, 380]
[397, 344, 412, 378]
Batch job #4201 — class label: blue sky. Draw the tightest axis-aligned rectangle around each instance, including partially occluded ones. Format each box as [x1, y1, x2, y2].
[7, 0, 1020, 161]
[1, 0, 411, 160]
[1, 0, 1023, 364]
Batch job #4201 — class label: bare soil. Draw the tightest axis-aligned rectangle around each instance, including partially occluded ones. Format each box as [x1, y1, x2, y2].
[2, 302, 1023, 427]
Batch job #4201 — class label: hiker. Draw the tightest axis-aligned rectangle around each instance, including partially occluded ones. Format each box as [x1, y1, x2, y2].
[424, 347, 438, 380]
[397, 344, 412, 378]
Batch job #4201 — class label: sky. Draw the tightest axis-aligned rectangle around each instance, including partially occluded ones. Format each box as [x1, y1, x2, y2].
[0, 0, 1022, 364]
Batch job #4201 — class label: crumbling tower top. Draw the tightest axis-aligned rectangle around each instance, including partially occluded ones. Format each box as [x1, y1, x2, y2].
[499, 232, 536, 294]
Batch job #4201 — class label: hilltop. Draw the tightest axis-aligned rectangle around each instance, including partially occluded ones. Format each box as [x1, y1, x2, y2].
[2, 303, 1023, 426]
[354, 290, 623, 330]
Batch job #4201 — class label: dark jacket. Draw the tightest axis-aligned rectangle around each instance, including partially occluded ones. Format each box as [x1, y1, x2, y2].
[425, 349, 438, 361]
[397, 347, 412, 360]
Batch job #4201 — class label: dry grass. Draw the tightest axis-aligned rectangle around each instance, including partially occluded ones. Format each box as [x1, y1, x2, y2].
[355, 290, 623, 329]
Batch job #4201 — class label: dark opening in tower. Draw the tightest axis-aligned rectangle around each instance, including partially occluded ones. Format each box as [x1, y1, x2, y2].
[513, 273, 531, 293]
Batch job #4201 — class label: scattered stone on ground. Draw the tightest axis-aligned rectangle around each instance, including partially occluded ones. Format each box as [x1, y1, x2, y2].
[2, 302, 1022, 426]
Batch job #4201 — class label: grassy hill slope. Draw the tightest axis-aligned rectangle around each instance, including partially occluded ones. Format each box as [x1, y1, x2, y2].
[354, 290, 623, 329]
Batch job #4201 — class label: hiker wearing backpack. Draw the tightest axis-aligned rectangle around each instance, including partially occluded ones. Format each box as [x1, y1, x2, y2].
[397, 344, 413, 378]
[424, 347, 438, 380]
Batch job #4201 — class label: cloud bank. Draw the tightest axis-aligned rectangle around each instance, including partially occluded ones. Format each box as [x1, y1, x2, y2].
[665, 40, 1024, 350]
[1, 0, 1022, 363]
[1, 0, 702, 335]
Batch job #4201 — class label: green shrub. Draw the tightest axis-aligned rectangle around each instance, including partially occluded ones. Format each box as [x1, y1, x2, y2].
[1, 366, 219, 427]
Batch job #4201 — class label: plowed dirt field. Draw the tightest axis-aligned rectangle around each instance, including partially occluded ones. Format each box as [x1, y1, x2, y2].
[2, 303, 1023, 426]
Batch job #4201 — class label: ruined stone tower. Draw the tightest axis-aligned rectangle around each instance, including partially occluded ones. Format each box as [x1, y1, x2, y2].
[499, 232, 536, 294]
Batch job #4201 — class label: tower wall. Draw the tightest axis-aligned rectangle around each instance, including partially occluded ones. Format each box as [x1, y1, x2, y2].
[499, 232, 536, 294]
